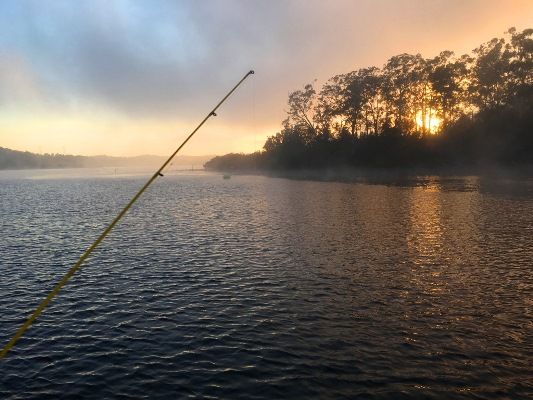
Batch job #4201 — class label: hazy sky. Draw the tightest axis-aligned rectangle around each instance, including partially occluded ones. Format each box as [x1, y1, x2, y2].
[1, 0, 531, 156]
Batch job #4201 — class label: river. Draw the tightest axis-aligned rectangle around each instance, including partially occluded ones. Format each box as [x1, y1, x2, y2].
[1, 169, 531, 399]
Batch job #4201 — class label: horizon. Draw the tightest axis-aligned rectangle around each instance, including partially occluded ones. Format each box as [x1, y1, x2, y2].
[1, 0, 532, 157]
[1, 148, 216, 159]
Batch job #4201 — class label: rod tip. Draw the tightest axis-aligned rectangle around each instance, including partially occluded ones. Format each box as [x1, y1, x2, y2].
[249, 70, 255, 75]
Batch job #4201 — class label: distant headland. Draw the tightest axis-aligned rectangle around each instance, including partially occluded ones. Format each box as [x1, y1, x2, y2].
[0, 147, 212, 170]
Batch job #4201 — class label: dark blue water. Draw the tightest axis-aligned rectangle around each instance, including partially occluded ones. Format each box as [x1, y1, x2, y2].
[1, 169, 532, 399]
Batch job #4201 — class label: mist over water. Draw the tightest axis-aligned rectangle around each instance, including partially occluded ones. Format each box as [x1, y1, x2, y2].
[1, 170, 532, 399]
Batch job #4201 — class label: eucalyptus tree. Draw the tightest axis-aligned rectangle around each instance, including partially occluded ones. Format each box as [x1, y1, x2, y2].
[285, 83, 318, 134]
[356, 67, 386, 135]
[471, 36, 513, 110]
[316, 74, 347, 136]
[506, 27, 533, 94]
[382, 53, 425, 134]
[428, 51, 470, 128]
[341, 71, 365, 137]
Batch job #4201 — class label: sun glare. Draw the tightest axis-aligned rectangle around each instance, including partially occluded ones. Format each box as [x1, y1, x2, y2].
[415, 111, 441, 134]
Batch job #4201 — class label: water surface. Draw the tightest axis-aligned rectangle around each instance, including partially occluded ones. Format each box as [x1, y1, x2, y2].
[1, 169, 532, 399]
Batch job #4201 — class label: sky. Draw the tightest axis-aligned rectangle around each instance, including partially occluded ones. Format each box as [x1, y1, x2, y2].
[0, 0, 532, 157]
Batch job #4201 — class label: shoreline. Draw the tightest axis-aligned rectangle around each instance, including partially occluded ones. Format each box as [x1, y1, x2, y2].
[209, 165, 533, 182]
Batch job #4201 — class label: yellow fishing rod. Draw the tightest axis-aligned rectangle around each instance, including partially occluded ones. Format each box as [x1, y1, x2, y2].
[0, 70, 255, 359]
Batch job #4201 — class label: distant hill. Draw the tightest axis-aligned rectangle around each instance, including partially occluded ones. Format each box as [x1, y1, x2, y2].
[0, 147, 213, 170]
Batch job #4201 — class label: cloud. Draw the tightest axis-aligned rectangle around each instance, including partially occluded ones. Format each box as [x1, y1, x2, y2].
[0, 0, 532, 155]
[0, 54, 42, 106]
[0, 1, 372, 115]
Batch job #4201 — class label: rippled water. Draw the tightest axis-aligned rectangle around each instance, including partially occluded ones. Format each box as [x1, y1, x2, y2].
[1, 169, 532, 399]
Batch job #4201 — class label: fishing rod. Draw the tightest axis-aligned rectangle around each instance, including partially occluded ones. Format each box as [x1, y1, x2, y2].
[0, 70, 255, 359]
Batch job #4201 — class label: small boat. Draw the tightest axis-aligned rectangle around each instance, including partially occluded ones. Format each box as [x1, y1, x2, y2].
[223, 174, 231, 179]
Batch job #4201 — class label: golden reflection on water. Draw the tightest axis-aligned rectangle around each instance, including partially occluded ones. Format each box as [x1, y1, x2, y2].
[404, 178, 482, 307]
[406, 184, 445, 269]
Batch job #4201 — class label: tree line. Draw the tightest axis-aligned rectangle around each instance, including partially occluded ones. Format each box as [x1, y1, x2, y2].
[205, 28, 532, 170]
[0, 147, 86, 169]
[0, 147, 213, 170]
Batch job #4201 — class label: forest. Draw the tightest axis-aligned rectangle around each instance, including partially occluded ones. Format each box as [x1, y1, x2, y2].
[0, 147, 86, 169]
[0, 147, 211, 170]
[205, 28, 532, 171]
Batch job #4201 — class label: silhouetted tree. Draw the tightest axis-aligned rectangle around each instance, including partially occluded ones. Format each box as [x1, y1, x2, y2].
[428, 51, 471, 127]
[285, 83, 318, 135]
[204, 28, 533, 172]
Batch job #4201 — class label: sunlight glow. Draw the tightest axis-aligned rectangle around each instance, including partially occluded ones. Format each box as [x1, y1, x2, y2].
[0, 109, 275, 156]
[415, 111, 441, 134]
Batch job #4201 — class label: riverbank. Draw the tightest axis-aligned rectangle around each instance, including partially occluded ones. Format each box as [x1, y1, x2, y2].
[209, 164, 533, 182]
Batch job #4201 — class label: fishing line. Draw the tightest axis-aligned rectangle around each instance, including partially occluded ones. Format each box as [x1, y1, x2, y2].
[0, 70, 254, 359]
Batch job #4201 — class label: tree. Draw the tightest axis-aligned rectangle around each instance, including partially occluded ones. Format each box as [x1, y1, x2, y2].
[471, 36, 513, 110]
[341, 71, 365, 136]
[285, 82, 318, 135]
[357, 67, 386, 135]
[428, 51, 470, 127]
[507, 27, 533, 93]
[382, 53, 425, 134]
[316, 74, 346, 136]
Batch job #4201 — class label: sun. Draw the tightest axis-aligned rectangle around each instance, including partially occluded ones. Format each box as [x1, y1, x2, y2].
[416, 111, 441, 134]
